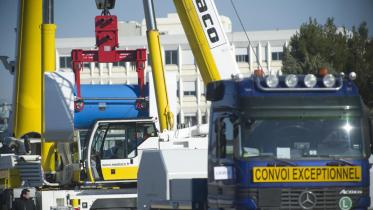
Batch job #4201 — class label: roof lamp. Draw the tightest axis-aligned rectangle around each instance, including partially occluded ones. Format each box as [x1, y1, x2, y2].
[304, 74, 317, 88]
[265, 75, 279, 88]
[285, 74, 298, 88]
[349, 72, 357, 81]
[323, 74, 336, 88]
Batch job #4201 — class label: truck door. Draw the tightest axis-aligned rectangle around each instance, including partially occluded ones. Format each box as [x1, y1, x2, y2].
[208, 114, 238, 207]
[211, 115, 236, 179]
[86, 123, 140, 182]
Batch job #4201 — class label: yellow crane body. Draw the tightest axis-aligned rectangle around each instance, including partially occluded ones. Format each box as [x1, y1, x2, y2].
[41, 22, 57, 173]
[13, 0, 43, 138]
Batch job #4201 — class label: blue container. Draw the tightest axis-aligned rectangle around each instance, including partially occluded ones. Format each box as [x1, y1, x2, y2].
[74, 84, 149, 129]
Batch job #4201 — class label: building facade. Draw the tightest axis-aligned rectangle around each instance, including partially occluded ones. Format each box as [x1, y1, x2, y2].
[56, 13, 296, 128]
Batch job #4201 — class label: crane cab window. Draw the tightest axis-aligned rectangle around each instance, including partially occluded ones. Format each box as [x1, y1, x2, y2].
[90, 122, 157, 160]
[98, 124, 137, 159]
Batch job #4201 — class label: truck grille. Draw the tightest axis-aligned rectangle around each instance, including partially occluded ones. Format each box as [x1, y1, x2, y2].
[282, 188, 341, 209]
[243, 187, 368, 209]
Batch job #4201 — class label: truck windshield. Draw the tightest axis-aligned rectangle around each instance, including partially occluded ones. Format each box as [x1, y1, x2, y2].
[240, 118, 364, 159]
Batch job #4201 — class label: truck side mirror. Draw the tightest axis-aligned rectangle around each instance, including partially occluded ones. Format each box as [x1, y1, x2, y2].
[206, 81, 225, 101]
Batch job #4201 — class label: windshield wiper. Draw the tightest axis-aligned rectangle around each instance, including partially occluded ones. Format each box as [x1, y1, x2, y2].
[253, 154, 297, 166]
[314, 155, 354, 166]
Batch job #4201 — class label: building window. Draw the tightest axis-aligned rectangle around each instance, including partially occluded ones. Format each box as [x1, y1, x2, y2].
[183, 81, 196, 96]
[177, 113, 181, 127]
[236, 54, 249, 63]
[184, 114, 197, 127]
[235, 48, 248, 63]
[271, 52, 284, 61]
[113, 61, 125, 67]
[165, 50, 178, 65]
[130, 62, 137, 71]
[202, 114, 208, 124]
[59, 56, 72, 68]
[83, 63, 90, 68]
[147, 54, 152, 66]
[176, 81, 180, 98]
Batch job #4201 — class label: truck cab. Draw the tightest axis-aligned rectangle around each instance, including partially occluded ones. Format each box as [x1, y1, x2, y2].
[206, 73, 372, 209]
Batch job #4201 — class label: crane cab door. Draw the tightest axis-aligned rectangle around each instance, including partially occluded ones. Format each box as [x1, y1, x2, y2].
[86, 122, 155, 182]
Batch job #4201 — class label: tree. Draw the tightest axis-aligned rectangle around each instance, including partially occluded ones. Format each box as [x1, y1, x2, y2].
[282, 18, 373, 107]
[281, 47, 302, 74]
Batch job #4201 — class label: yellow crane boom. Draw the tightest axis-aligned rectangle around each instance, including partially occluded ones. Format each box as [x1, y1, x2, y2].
[173, 0, 240, 83]
[144, 0, 239, 131]
[143, 0, 174, 131]
[41, 0, 57, 174]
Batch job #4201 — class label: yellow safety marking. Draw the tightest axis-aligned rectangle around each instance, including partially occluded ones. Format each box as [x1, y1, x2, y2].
[88, 166, 95, 183]
[252, 166, 362, 183]
[101, 166, 138, 180]
[71, 199, 80, 208]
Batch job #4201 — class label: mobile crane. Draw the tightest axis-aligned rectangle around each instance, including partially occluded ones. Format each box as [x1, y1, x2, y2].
[1, 0, 239, 209]
[137, 0, 242, 209]
[51, 0, 241, 207]
[1, 0, 245, 208]
[0, 0, 150, 209]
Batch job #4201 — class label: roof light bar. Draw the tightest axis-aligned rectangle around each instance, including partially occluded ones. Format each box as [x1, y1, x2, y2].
[255, 75, 343, 92]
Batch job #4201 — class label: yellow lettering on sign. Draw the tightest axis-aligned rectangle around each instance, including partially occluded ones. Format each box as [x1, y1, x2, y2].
[252, 166, 361, 183]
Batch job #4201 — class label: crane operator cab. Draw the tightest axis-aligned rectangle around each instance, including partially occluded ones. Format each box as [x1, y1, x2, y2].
[83, 118, 158, 183]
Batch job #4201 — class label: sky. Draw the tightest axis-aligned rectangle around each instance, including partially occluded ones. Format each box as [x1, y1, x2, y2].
[0, 0, 372, 103]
